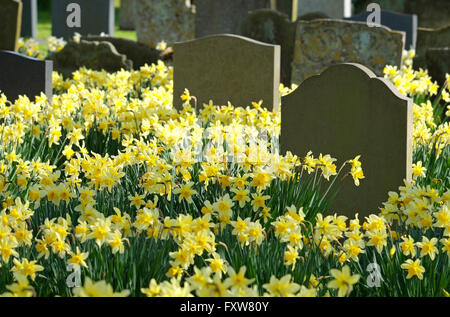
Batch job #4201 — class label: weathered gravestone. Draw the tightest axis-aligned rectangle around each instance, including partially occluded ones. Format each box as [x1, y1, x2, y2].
[173, 35, 280, 111]
[297, 0, 352, 18]
[52, 0, 115, 40]
[425, 48, 450, 85]
[291, 20, 405, 84]
[242, 9, 296, 86]
[195, 0, 271, 38]
[49, 40, 132, 79]
[345, 10, 418, 49]
[404, 0, 450, 29]
[0, 0, 22, 51]
[119, 0, 135, 31]
[135, 0, 195, 48]
[282, 63, 413, 217]
[21, 0, 38, 38]
[0, 50, 53, 102]
[83, 36, 172, 68]
[414, 25, 450, 69]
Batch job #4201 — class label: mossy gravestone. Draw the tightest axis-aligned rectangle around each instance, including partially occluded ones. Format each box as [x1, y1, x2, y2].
[425, 48, 450, 86]
[414, 25, 450, 70]
[0, 0, 22, 51]
[173, 35, 280, 111]
[281, 63, 413, 217]
[52, 0, 115, 40]
[49, 40, 132, 78]
[291, 19, 405, 84]
[241, 9, 296, 86]
[0, 50, 53, 102]
[119, 0, 136, 31]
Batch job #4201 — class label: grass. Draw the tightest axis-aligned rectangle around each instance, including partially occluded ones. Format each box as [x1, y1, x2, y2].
[37, 0, 137, 53]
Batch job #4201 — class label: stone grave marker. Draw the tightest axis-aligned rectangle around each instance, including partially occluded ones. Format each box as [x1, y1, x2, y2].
[173, 35, 280, 111]
[52, 0, 115, 40]
[345, 10, 418, 49]
[21, 0, 38, 38]
[297, 0, 352, 19]
[0, 0, 22, 51]
[83, 36, 171, 68]
[241, 9, 296, 86]
[119, 0, 136, 30]
[281, 63, 413, 217]
[195, 0, 271, 38]
[49, 40, 132, 79]
[135, 0, 195, 48]
[414, 25, 450, 69]
[291, 19, 405, 84]
[0, 50, 53, 102]
[425, 48, 450, 85]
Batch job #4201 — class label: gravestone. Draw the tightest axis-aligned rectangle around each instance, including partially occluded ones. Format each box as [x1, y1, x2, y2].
[404, 0, 450, 29]
[0, 50, 53, 102]
[241, 9, 296, 86]
[297, 0, 352, 18]
[345, 10, 418, 49]
[119, 0, 135, 30]
[425, 48, 450, 85]
[414, 25, 450, 69]
[49, 40, 132, 78]
[0, 0, 22, 51]
[83, 36, 171, 68]
[135, 0, 195, 48]
[298, 12, 329, 21]
[195, 0, 271, 38]
[291, 19, 405, 84]
[281, 63, 413, 217]
[21, 0, 38, 38]
[173, 35, 280, 111]
[52, 0, 115, 40]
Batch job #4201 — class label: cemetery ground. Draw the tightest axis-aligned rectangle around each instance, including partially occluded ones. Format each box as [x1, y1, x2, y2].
[0, 53, 449, 297]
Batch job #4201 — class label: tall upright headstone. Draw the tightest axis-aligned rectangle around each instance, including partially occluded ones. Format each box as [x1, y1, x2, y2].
[52, 0, 115, 40]
[173, 35, 280, 111]
[119, 0, 136, 31]
[414, 25, 450, 67]
[425, 48, 450, 85]
[195, 0, 271, 38]
[241, 9, 296, 86]
[345, 10, 418, 49]
[135, 0, 195, 48]
[297, 0, 352, 19]
[0, 50, 53, 102]
[282, 63, 413, 217]
[21, 0, 38, 38]
[291, 20, 405, 84]
[0, 0, 22, 51]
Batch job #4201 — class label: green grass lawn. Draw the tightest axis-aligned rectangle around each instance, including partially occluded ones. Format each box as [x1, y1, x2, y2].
[37, 0, 137, 52]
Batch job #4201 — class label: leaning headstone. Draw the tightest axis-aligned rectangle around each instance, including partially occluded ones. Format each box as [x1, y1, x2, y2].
[83, 36, 171, 68]
[297, 0, 352, 19]
[282, 63, 413, 217]
[345, 10, 418, 49]
[425, 48, 450, 85]
[414, 25, 450, 68]
[0, 0, 22, 51]
[135, 0, 195, 48]
[52, 0, 115, 40]
[119, 0, 135, 30]
[0, 50, 53, 102]
[49, 40, 132, 78]
[21, 0, 38, 38]
[173, 35, 280, 111]
[195, 0, 271, 38]
[291, 20, 405, 84]
[242, 9, 296, 86]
